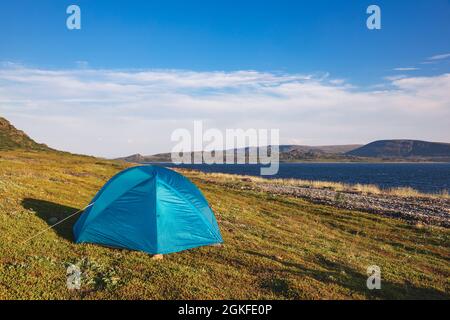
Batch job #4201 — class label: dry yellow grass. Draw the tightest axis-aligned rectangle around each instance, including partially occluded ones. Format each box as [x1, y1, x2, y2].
[186, 170, 450, 199]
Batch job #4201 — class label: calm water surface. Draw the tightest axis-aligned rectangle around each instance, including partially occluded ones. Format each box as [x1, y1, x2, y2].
[156, 162, 450, 194]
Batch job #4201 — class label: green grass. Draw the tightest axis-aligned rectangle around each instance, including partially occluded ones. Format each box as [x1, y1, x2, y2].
[0, 150, 449, 299]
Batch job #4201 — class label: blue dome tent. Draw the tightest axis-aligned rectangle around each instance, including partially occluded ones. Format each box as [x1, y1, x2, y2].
[73, 166, 223, 254]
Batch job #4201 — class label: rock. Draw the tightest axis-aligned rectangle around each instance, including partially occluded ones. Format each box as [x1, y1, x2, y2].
[258, 183, 450, 228]
[48, 217, 58, 224]
[152, 254, 163, 260]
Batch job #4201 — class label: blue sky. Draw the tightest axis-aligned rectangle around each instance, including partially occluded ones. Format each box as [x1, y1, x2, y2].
[0, 1, 449, 156]
[1, 0, 449, 84]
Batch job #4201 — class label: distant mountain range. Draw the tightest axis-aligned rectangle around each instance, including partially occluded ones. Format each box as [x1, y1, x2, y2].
[1, 116, 449, 162]
[117, 140, 450, 163]
[117, 144, 362, 163]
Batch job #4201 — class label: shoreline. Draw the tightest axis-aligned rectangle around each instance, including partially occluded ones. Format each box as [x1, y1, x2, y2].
[146, 162, 450, 196]
[179, 169, 450, 228]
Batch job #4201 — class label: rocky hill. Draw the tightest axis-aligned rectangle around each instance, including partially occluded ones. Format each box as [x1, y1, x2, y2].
[0, 117, 51, 151]
[347, 140, 450, 159]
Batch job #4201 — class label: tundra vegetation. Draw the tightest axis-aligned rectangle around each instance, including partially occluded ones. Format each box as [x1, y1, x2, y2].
[0, 150, 448, 299]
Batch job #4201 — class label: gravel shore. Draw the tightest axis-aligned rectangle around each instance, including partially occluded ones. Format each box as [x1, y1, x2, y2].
[257, 183, 450, 228]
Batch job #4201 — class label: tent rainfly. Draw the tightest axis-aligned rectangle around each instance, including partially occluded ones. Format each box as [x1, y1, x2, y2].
[73, 165, 223, 254]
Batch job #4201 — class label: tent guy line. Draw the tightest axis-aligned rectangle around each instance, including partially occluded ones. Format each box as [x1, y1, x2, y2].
[21, 202, 94, 245]
[20, 165, 223, 255]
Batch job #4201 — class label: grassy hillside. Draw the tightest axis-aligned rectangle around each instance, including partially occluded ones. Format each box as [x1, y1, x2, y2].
[0, 150, 449, 299]
[0, 117, 51, 151]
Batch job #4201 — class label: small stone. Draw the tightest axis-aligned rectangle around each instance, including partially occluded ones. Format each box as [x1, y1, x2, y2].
[48, 217, 58, 224]
[152, 254, 163, 260]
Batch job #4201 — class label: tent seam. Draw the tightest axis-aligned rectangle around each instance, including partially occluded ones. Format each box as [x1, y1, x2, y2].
[78, 175, 155, 237]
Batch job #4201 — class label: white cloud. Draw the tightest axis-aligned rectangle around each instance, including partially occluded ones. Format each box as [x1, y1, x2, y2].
[427, 53, 450, 61]
[393, 67, 419, 71]
[0, 64, 449, 157]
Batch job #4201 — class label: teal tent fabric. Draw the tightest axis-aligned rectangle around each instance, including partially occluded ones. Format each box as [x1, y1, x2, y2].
[73, 165, 223, 254]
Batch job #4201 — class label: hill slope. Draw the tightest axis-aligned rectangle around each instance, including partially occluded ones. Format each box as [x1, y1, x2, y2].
[0, 150, 448, 299]
[0, 117, 51, 151]
[347, 140, 450, 158]
[278, 144, 361, 154]
[116, 145, 362, 163]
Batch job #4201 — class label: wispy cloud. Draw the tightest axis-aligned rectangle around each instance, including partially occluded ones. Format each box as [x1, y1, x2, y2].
[393, 67, 419, 71]
[0, 64, 449, 157]
[427, 53, 450, 61]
